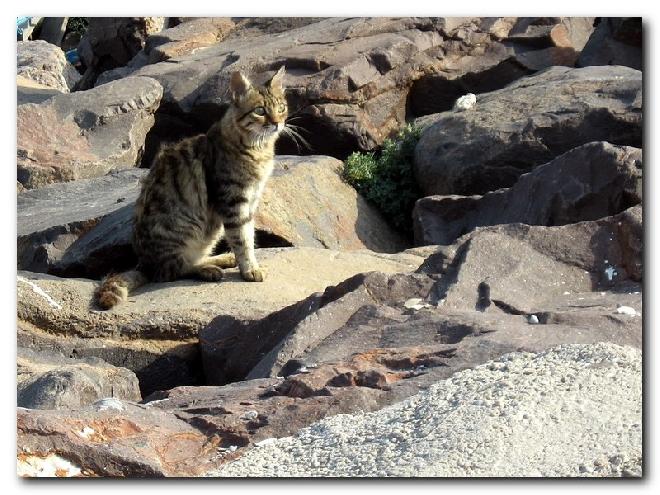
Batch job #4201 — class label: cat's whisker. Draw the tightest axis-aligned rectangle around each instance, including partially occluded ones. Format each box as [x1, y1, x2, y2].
[283, 124, 312, 151]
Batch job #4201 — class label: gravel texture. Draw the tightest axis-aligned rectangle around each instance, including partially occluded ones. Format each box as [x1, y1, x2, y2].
[211, 343, 642, 477]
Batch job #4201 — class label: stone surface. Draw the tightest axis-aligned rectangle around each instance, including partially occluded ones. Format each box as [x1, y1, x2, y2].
[578, 17, 642, 70]
[94, 17, 598, 160]
[413, 66, 642, 196]
[201, 208, 642, 385]
[76, 17, 167, 89]
[17, 76, 162, 189]
[413, 142, 642, 245]
[17, 347, 141, 410]
[212, 343, 641, 477]
[17, 40, 81, 92]
[17, 75, 61, 105]
[25, 155, 406, 279]
[17, 169, 147, 274]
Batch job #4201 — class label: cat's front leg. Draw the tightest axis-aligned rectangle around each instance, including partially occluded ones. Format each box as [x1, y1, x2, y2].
[224, 219, 265, 282]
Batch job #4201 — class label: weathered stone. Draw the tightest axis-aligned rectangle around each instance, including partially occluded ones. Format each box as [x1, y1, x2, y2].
[413, 66, 642, 196]
[37, 17, 68, 46]
[17, 400, 220, 477]
[505, 17, 595, 50]
[17, 75, 61, 105]
[18, 247, 424, 339]
[578, 17, 642, 70]
[17, 40, 80, 92]
[413, 142, 642, 245]
[17, 347, 141, 410]
[201, 208, 642, 384]
[17, 169, 147, 274]
[76, 17, 167, 89]
[145, 18, 235, 63]
[17, 76, 162, 189]
[25, 156, 406, 279]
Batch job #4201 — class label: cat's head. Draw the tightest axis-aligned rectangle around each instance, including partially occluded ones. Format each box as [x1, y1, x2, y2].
[228, 67, 287, 147]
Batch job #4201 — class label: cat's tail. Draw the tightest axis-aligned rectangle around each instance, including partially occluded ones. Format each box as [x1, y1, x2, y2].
[95, 269, 148, 310]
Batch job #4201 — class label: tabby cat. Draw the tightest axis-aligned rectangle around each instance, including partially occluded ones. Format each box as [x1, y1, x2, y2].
[95, 67, 288, 309]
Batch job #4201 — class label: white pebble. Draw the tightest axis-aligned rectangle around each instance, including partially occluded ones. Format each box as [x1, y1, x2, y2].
[453, 93, 477, 111]
[528, 315, 539, 324]
[616, 305, 638, 316]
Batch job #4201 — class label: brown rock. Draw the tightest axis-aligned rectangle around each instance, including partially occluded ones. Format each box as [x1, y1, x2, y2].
[17, 40, 81, 92]
[413, 142, 642, 246]
[578, 17, 642, 70]
[413, 65, 642, 196]
[17, 76, 162, 189]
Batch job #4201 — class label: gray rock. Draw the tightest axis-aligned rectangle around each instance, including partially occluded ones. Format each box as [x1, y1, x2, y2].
[578, 17, 642, 70]
[17, 75, 62, 105]
[17, 76, 162, 189]
[413, 142, 642, 245]
[17, 40, 81, 92]
[17, 347, 141, 409]
[17, 169, 147, 274]
[413, 65, 642, 196]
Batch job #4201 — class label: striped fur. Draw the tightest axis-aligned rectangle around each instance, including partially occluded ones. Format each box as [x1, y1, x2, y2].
[95, 67, 288, 309]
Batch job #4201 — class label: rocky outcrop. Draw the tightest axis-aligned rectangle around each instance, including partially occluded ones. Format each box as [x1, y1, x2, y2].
[76, 17, 167, 89]
[578, 17, 642, 70]
[413, 65, 642, 196]
[413, 142, 642, 245]
[93, 17, 598, 160]
[17, 75, 61, 106]
[17, 76, 162, 189]
[201, 208, 642, 385]
[17, 40, 81, 93]
[17, 348, 141, 410]
[17, 169, 147, 274]
[19, 156, 406, 279]
[17, 247, 426, 396]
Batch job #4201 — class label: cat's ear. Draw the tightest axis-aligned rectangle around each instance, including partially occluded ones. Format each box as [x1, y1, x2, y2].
[230, 71, 252, 101]
[267, 66, 286, 92]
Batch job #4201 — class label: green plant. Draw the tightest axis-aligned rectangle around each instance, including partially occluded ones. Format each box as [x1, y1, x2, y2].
[343, 124, 422, 235]
[66, 17, 89, 36]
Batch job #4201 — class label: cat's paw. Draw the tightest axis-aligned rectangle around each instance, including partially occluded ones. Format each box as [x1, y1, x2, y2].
[241, 267, 266, 282]
[196, 265, 224, 282]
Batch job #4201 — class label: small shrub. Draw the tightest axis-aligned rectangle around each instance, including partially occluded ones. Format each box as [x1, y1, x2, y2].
[343, 124, 422, 235]
[66, 17, 89, 36]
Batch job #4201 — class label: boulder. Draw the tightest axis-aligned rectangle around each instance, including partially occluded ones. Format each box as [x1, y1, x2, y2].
[76, 17, 167, 89]
[17, 169, 147, 274]
[578, 17, 642, 70]
[17, 40, 81, 92]
[413, 142, 642, 245]
[504, 17, 595, 50]
[17, 348, 141, 410]
[200, 208, 642, 384]
[413, 65, 642, 196]
[94, 17, 595, 159]
[17, 76, 162, 189]
[17, 247, 426, 395]
[17, 75, 61, 105]
[23, 156, 406, 279]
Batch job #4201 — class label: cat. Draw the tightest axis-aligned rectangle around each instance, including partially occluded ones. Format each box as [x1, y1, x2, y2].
[95, 66, 288, 310]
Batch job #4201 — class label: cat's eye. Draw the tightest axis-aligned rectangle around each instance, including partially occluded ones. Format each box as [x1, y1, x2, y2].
[278, 103, 286, 113]
[253, 107, 266, 116]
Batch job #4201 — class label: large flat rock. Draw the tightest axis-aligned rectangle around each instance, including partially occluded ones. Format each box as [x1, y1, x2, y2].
[413, 65, 642, 196]
[17, 76, 162, 189]
[17, 169, 147, 274]
[413, 142, 642, 245]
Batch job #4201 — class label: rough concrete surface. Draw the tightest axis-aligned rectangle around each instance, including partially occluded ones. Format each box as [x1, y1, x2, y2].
[212, 343, 642, 477]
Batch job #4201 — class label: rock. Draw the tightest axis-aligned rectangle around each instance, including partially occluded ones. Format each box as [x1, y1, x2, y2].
[17, 76, 162, 189]
[413, 65, 642, 196]
[144, 18, 235, 63]
[201, 208, 642, 385]
[37, 17, 68, 46]
[211, 343, 641, 477]
[76, 17, 167, 89]
[17, 348, 141, 410]
[578, 18, 642, 70]
[17, 400, 220, 477]
[505, 17, 595, 50]
[96, 17, 582, 159]
[413, 142, 642, 245]
[17, 169, 147, 274]
[17, 75, 61, 105]
[17, 247, 425, 395]
[17, 40, 81, 92]
[22, 155, 406, 279]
